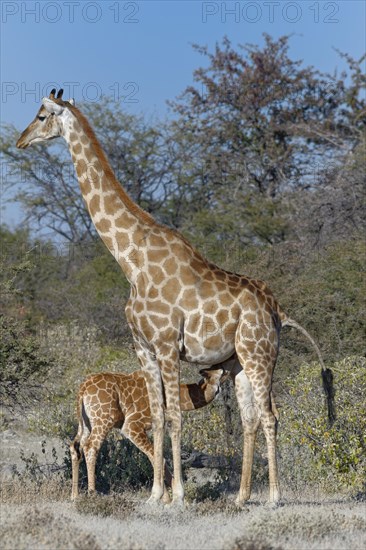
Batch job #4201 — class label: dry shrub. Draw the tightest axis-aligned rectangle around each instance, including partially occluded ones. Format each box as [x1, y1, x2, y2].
[193, 496, 242, 517]
[74, 491, 136, 519]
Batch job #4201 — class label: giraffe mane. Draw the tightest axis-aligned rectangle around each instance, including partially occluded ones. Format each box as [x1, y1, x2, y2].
[66, 102, 159, 228]
[66, 101, 208, 258]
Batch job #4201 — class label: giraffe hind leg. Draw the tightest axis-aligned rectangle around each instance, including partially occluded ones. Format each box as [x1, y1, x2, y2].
[235, 316, 281, 504]
[83, 418, 115, 494]
[70, 425, 83, 501]
[233, 366, 261, 504]
[70, 410, 93, 501]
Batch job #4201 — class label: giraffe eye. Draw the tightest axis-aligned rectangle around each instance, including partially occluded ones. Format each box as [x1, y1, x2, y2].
[38, 116, 46, 122]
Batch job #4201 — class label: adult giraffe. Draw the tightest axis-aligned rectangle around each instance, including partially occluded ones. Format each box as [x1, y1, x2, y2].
[17, 89, 335, 505]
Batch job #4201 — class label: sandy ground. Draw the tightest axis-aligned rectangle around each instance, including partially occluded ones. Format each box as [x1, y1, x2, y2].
[1, 429, 365, 550]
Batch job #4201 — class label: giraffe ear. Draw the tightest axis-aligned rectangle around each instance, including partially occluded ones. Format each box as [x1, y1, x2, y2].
[199, 367, 224, 379]
[42, 97, 64, 115]
[68, 98, 75, 106]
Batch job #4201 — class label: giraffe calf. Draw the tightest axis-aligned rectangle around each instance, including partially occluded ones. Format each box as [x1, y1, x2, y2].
[70, 368, 226, 501]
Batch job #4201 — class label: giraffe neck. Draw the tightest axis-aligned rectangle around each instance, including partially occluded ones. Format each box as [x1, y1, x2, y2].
[60, 106, 156, 284]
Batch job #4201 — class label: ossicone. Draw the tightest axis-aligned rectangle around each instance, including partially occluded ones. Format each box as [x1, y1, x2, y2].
[48, 88, 64, 100]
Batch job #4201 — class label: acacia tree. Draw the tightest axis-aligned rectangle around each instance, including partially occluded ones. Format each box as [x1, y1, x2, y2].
[167, 35, 365, 251]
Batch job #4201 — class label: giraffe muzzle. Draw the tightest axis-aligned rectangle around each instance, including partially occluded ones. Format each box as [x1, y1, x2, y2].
[16, 134, 30, 149]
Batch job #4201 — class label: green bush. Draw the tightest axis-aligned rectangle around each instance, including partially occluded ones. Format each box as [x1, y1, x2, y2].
[278, 356, 366, 493]
[0, 245, 55, 411]
[0, 315, 52, 410]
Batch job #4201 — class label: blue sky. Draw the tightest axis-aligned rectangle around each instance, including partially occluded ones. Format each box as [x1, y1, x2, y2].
[1, 0, 365, 226]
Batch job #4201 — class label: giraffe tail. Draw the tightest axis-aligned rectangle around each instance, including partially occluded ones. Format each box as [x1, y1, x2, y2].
[70, 394, 91, 461]
[81, 398, 92, 433]
[280, 314, 336, 425]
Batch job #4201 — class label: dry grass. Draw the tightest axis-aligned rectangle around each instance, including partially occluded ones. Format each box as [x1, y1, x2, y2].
[229, 539, 282, 550]
[0, 505, 102, 550]
[0, 477, 69, 505]
[1, 350, 365, 550]
[1, 476, 365, 550]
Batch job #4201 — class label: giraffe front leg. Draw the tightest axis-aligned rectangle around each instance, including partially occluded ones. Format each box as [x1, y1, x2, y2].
[135, 358, 166, 504]
[122, 417, 171, 504]
[134, 338, 183, 505]
[159, 351, 184, 506]
[149, 409, 165, 504]
[136, 339, 184, 504]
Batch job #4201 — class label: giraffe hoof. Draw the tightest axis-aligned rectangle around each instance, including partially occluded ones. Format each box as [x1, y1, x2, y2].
[266, 502, 278, 510]
[162, 493, 171, 505]
[235, 495, 250, 507]
[171, 497, 185, 508]
[266, 499, 282, 509]
[146, 495, 163, 506]
[268, 488, 281, 507]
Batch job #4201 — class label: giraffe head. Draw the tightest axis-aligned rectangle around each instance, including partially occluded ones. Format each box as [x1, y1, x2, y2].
[198, 367, 228, 399]
[16, 88, 74, 149]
